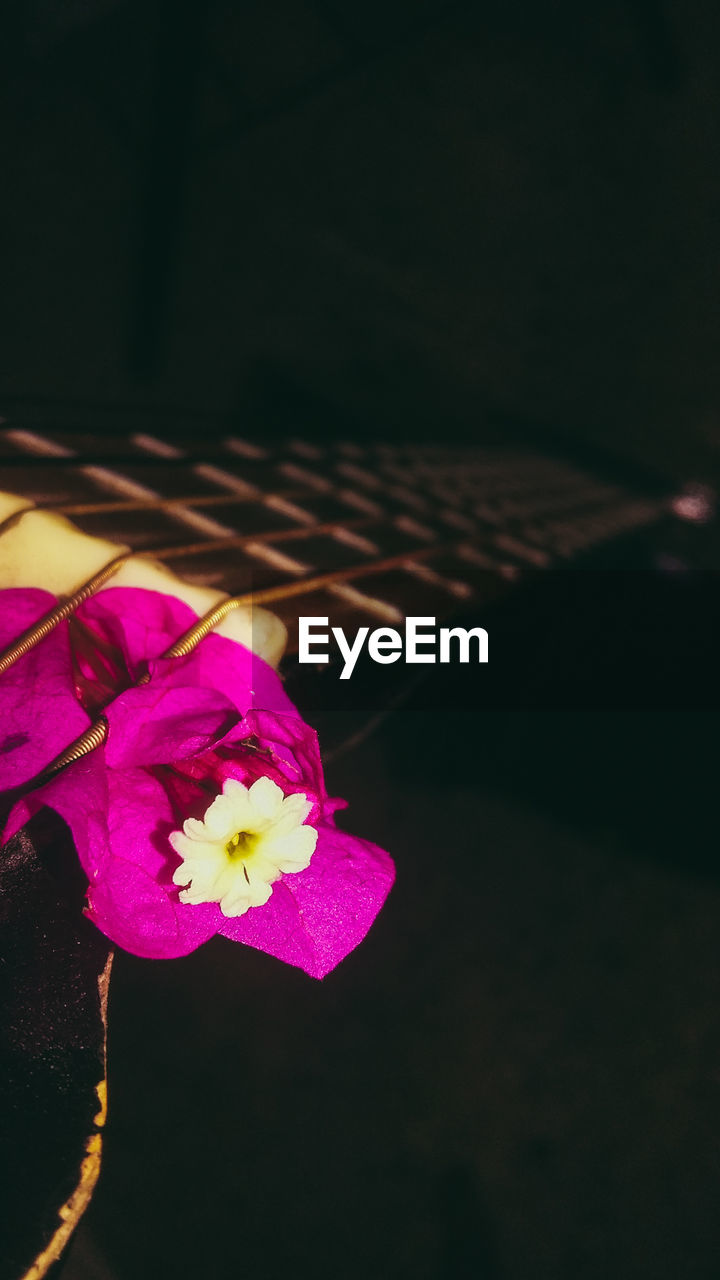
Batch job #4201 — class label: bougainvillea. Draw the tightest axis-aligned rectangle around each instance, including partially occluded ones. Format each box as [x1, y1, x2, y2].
[0, 587, 394, 977]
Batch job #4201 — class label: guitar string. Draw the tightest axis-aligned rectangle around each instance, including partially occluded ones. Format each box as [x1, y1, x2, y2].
[23, 536, 474, 783]
[0, 484, 469, 684]
[0, 439, 664, 785]
[0, 483, 474, 783]
[24, 535, 474, 785]
[0, 553, 132, 676]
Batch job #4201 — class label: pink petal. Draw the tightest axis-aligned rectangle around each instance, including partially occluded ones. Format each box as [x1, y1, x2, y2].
[147, 637, 298, 719]
[78, 587, 297, 717]
[224, 710, 326, 797]
[0, 588, 55, 648]
[76, 588, 198, 680]
[0, 589, 92, 789]
[86, 856, 217, 958]
[84, 766, 217, 956]
[104, 684, 239, 767]
[95, 757, 217, 952]
[2, 749, 112, 875]
[1, 586, 396, 971]
[106, 766, 176, 873]
[218, 824, 395, 978]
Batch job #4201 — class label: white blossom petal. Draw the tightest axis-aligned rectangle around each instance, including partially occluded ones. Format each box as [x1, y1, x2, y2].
[169, 777, 317, 917]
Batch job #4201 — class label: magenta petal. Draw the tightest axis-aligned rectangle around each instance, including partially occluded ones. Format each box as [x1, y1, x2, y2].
[105, 767, 178, 879]
[2, 791, 44, 846]
[25, 752, 110, 873]
[2, 747, 110, 893]
[0, 589, 91, 788]
[86, 857, 218, 958]
[0, 588, 55, 647]
[85, 767, 218, 956]
[150, 634, 298, 719]
[226, 709, 326, 796]
[104, 684, 239, 767]
[1, 586, 395, 971]
[76, 588, 199, 679]
[218, 825, 395, 978]
[78, 587, 297, 718]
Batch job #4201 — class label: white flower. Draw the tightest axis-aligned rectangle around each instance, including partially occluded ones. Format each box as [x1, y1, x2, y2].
[169, 776, 318, 918]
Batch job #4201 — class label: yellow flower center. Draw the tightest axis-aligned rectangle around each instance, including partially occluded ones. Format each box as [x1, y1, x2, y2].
[225, 830, 259, 859]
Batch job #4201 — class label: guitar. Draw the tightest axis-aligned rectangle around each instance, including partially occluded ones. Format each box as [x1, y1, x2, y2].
[0, 414, 667, 1280]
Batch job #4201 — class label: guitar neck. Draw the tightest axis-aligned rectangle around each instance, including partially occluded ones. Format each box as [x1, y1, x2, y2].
[0, 422, 666, 662]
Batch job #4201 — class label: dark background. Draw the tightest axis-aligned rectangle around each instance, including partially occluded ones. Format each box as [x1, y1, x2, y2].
[2, 0, 720, 483]
[2, 3, 720, 1278]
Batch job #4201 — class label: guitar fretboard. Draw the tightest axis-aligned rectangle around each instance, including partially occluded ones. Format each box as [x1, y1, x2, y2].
[0, 423, 665, 656]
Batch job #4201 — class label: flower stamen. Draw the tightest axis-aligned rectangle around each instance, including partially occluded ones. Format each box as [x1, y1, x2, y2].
[225, 830, 257, 859]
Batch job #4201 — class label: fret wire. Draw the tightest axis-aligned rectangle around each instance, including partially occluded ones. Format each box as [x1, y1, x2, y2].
[54, 486, 316, 515]
[2, 439, 489, 524]
[217, 539, 466, 608]
[150, 516, 375, 561]
[0, 486, 319, 519]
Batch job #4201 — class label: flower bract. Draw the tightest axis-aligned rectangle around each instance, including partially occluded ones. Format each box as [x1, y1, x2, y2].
[0, 587, 394, 977]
